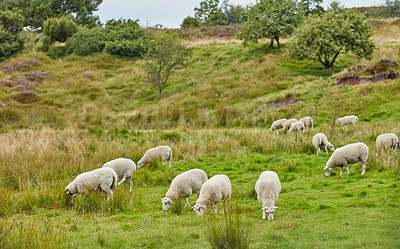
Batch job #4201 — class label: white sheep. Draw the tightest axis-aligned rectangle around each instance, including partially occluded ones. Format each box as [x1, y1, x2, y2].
[103, 158, 136, 192]
[192, 174, 231, 216]
[137, 145, 172, 168]
[65, 167, 118, 200]
[312, 133, 335, 156]
[324, 142, 369, 177]
[288, 121, 305, 135]
[162, 169, 208, 211]
[255, 171, 281, 220]
[270, 119, 287, 134]
[376, 133, 399, 150]
[335, 115, 358, 130]
[299, 116, 314, 131]
[282, 119, 298, 134]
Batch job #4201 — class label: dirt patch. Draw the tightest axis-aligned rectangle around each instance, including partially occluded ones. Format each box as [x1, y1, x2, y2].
[265, 96, 296, 107]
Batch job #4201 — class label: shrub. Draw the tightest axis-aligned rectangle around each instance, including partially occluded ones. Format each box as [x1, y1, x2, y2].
[0, 9, 24, 35]
[67, 27, 106, 56]
[42, 16, 77, 52]
[0, 26, 24, 61]
[104, 39, 149, 57]
[47, 45, 68, 59]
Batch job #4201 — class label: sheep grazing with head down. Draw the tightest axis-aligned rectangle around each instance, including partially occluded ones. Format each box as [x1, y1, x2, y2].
[192, 174, 231, 216]
[312, 133, 335, 156]
[270, 119, 287, 134]
[324, 142, 369, 177]
[282, 119, 298, 134]
[137, 145, 172, 168]
[299, 116, 313, 131]
[103, 158, 136, 192]
[65, 167, 118, 200]
[335, 115, 358, 130]
[162, 169, 208, 211]
[255, 171, 281, 221]
[288, 121, 305, 135]
[376, 133, 399, 150]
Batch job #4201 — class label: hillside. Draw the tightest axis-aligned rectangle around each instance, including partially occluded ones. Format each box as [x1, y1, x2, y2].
[0, 19, 399, 130]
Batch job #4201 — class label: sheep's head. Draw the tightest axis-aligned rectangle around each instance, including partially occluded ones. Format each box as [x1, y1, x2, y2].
[161, 197, 173, 211]
[324, 166, 332, 177]
[137, 160, 144, 168]
[335, 119, 339, 124]
[261, 206, 278, 220]
[327, 142, 335, 151]
[64, 188, 74, 196]
[192, 203, 206, 216]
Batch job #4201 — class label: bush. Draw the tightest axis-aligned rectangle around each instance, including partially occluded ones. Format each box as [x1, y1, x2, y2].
[104, 38, 149, 57]
[0, 26, 25, 61]
[42, 16, 77, 52]
[0, 9, 24, 35]
[47, 45, 68, 59]
[67, 27, 106, 55]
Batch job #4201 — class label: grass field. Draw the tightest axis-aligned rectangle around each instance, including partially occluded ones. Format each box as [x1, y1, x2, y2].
[0, 19, 399, 249]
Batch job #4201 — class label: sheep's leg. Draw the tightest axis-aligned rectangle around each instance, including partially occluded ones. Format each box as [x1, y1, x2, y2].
[107, 189, 113, 201]
[325, 147, 328, 153]
[168, 158, 171, 168]
[213, 203, 218, 213]
[361, 163, 366, 175]
[117, 176, 126, 186]
[184, 198, 191, 208]
[340, 166, 343, 176]
[128, 178, 133, 192]
[346, 165, 350, 174]
[316, 148, 319, 156]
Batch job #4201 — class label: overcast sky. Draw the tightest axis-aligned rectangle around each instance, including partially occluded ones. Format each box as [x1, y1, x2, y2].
[95, 0, 386, 28]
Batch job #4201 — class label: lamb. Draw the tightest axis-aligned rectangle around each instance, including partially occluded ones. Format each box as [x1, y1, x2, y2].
[65, 167, 118, 200]
[288, 121, 305, 135]
[255, 171, 281, 220]
[137, 146, 172, 168]
[282, 119, 298, 134]
[324, 142, 369, 177]
[376, 133, 399, 150]
[270, 119, 287, 134]
[192, 174, 231, 216]
[162, 169, 208, 211]
[102, 158, 136, 192]
[299, 116, 314, 131]
[312, 133, 335, 156]
[335, 115, 358, 130]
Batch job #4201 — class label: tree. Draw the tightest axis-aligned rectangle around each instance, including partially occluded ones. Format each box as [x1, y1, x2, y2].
[384, 0, 400, 17]
[221, 1, 247, 24]
[194, 0, 227, 26]
[287, 9, 375, 69]
[42, 16, 77, 52]
[144, 32, 191, 96]
[299, 0, 324, 15]
[0, 9, 25, 61]
[238, 0, 302, 48]
[181, 16, 201, 28]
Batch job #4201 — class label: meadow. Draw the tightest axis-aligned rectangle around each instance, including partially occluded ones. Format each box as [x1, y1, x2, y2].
[0, 19, 399, 248]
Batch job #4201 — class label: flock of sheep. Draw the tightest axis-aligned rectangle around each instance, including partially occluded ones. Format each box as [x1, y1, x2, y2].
[64, 115, 399, 220]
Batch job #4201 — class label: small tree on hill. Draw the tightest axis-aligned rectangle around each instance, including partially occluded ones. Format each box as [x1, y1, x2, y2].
[0, 9, 25, 61]
[144, 32, 191, 96]
[287, 9, 375, 69]
[238, 0, 302, 48]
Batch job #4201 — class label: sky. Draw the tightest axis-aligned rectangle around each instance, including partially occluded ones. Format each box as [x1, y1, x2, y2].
[95, 0, 387, 29]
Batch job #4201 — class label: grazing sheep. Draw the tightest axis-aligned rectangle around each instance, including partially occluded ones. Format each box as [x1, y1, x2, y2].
[270, 119, 287, 134]
[288, 121, 305, 135]
[376, 133, 399, 150]
[312, 133, 335, 156]
[192, 174, 231, 216]
[162, 169, 208, 211]
[137, 146, 172, 168]
[324, 142, 369, 177]
[103, 158, 136, 192]
[282, 119, 298, 134]
[299, 116, 314, 131]
[255, 171, 281, 221]
[65, 167, 118, 200]
[335, 115, 358, 130]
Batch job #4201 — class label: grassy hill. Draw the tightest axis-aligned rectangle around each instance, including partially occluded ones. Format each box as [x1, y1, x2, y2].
[0, 19, 399, 249]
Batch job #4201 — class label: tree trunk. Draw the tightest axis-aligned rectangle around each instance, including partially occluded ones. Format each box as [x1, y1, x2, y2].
[275, 37, 280, 49]
[269, 39, 274, 48]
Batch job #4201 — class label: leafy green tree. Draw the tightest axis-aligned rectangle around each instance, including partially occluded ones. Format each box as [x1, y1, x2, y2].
[144, 32, 191, 96]
[195, 0, 227, 26]
[384, 0, 400, 17]
[181, 16, 201, 28]
[299, 0, 324, 15]
[238, 0, 302, 48]
[42, 16, 77, 52]
[287, 9, 375, 69]
[0, 9, 25, 61]
[0, 8, 25, 34]
[221, 1, 247, 24]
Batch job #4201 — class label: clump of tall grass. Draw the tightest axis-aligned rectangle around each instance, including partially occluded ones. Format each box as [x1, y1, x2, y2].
[169, 196, 184, 215]
[73, 190, 130, 215]
[204, 205, 251, 249]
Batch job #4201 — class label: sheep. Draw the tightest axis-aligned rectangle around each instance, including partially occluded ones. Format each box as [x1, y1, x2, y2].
[270, 119, 287, 134]
[312, 133, 335, 156]
[335, 115, 358, 130]
[162, 169, 208, 211]
[102, 158, 136, 192]
[282, 119, 298, 134]
[299, 116, 314, 131]
[324, 142, 369, 177]
[255, 171, 281, 221]
[376, 133, 399, 150]
[192, 174, 231, 216]
[65, 167, 118, 200]
[288, 121, 305, 135]
[137, 146, 172, 168]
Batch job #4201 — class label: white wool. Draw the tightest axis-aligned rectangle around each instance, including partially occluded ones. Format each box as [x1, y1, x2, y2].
[376, 133, 399, 150]
[192, 174, 231, 216]
[103, 158, 136, 192]
[335, 115, 358, 130]
[65, 167, 118, 200]
[312, 133, 335, 156]
[270, 119, 287, 134]
[282, 119, 298, 133]
[255, 171, 281, 220]
[324, 142, 369, 176]
[288, 121, 305, 135]
[137, 146, 172, 168]
[299, 116, 314, 131]
[162, 169, 208, 211]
